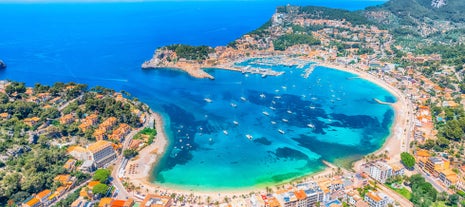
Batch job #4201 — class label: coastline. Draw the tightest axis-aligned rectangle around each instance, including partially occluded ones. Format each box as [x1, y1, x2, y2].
[315, 61, 410, 172]
[124, 56, 411, 202]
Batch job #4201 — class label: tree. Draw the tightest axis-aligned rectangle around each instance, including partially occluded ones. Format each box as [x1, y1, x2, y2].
[123, 149, 139, 159]
[92, 169, 111, 183]
[400, 152, 415, 169]
[92, 183, 109, 195]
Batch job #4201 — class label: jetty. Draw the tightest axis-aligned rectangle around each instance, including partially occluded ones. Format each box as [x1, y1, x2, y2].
[302, 64, 317, 78]
[239, 66, 285, 77]
[373, 98, 393, 105]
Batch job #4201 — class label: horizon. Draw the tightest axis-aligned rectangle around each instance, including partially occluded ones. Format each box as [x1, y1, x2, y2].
[0, 0, 387, 3]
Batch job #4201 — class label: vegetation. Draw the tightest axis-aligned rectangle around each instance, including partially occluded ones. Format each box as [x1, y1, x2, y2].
[134, 127, 157, 144]
[92, 183, 109, 195]
[273, 34, 320, 51]
[123, 149, 139, 159]
[164, 44, 214, 61]
[400, 152, 416, 169]
[92, 168, 111, 183]
[53, 187, 82, 207]
[408, 174, 438, 206]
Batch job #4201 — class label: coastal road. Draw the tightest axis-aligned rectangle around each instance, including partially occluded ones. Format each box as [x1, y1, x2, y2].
[111, 110, 156, 200]
[415, 167, 448, 193]
[377, 183, 414, 207]
[51, 179, 91, 206]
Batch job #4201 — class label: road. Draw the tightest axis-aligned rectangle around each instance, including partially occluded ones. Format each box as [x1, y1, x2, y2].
[415, 166, 449, 193]
[58, 94, 83, 111]
[111, 110, 156, 200]
[377, 183, 414, 207]
[51, 179, 91, 206]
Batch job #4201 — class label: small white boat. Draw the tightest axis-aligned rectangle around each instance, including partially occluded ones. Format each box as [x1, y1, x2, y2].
[270, 106, 276, 110]
[223, 130, 229, 135]
[307, 124, 315, 128]
[231, 103, 237, 108]
[309, 106, 315, 110]
[272, 101, 276, 104]
[281, 86, 287, 90]
[233, 121, 239, 125]
[287, 110, 292, 114]
[262, 111, 270, 116]
[278, 129, 285, 134]
[282, 118, 288, 123]
[246, 134, 253, 140]
[260, 93, 266, 98]
[271, 121, 277, 125]
[275, 96, 281, 99]
[204, 98, 212, 103]
[240, 97, 247, 101]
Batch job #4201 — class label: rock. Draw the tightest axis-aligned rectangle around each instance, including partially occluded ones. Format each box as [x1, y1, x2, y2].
[0, 60, 6, 69]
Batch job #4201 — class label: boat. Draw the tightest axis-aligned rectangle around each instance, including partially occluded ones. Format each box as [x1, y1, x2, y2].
[278, 129, 285, 134]
[261, 74, 267, 78]
[307, 124, 315, 128]
[274, 96, 281, 99]
[223, 130, 228, 135]
[204, 98, 212, 103]
[230, 103, 237, 108]
[271, 121, 277, 125]
[269, 106, 276, 110]
[262, 111, 270, 116]
[240, 97, 247, 101]
[309, 106, 316, 110]
[282, 118, 288, 123]
[233, 121, 239, 125]
[287, 110, 292, 114]
[246, 134, 253, 140]
[260, 93, 266, 98]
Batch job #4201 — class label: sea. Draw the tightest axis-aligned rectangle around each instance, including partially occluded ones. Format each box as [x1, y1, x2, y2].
[0, 0, 391, 189]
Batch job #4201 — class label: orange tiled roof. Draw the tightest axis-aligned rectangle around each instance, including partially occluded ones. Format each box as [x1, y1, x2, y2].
[88, 140, 112, 153]
[88, 181, 101, 189]
[36, 189, 51, 200]
[25, 198, 40, 207]
[99, 197, 113, 207]
[366, 192, 382, 202]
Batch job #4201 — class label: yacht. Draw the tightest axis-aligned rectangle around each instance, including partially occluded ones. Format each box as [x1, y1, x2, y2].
[262, 111, 270, 116]
[278, 129, 285, 134]
[287, 110, 293, 114]
[240, 97, 247, 101]
[271, 121, 277, 125]
[230, 103, 237, 108]
[223, 130, 228, 135]
[233, 121, 239, 125]
[282, 118, 289, 123]
[246, 134, 253, 140]
[204, 98, 212, 103]
[270, 106, 276, 110]
[307, 123, 315, 128]
[260, 93, 266, 98]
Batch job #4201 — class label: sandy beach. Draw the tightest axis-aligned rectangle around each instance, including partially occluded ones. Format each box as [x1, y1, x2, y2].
[124, 57, 413, 204]
[316, 61, 412, 171]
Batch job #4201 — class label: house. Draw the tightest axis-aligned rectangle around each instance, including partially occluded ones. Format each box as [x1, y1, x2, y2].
[60, 114, 75, 125]
[425, 157, 450, 177]
[366, 162, 392, 183]
[141, 194, 172, 207]
[99, 197, 113, 207]
[364, 191, 391, 207]
[22, 198, 40, 207]
[79, 114, 99, 132]
[64, 159, 77, 172]
[108, 123, 131, 142]
[87, 140, 117, 168]
[23, 117, 41, 127]
[439, 169, 458, 188]
[71, 198, 92, 207]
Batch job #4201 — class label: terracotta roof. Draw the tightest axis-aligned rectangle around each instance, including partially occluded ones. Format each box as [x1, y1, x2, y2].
[294, 190, 306, 200]
[24, 198, 40, 207]
[99, 197, 113, 207]
[366, 192, 382, 202]
[36, 189, 51, 200]
[88, 140, 112, 153]
[88, 181, 101, 189]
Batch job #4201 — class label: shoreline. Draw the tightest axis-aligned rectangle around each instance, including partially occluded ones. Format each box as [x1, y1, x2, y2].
[126, 56, 411, 201]
[315, 61, 410, 171]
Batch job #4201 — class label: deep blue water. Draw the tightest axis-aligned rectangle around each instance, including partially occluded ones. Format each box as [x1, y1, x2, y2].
[0, 0, 390, 189]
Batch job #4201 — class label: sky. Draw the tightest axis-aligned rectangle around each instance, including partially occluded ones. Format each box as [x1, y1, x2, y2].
[0, 0, 386, 2]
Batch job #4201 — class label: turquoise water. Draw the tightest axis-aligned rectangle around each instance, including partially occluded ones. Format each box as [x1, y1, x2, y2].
[151, 59, 394, 189]
[0, 0, 391, 189]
